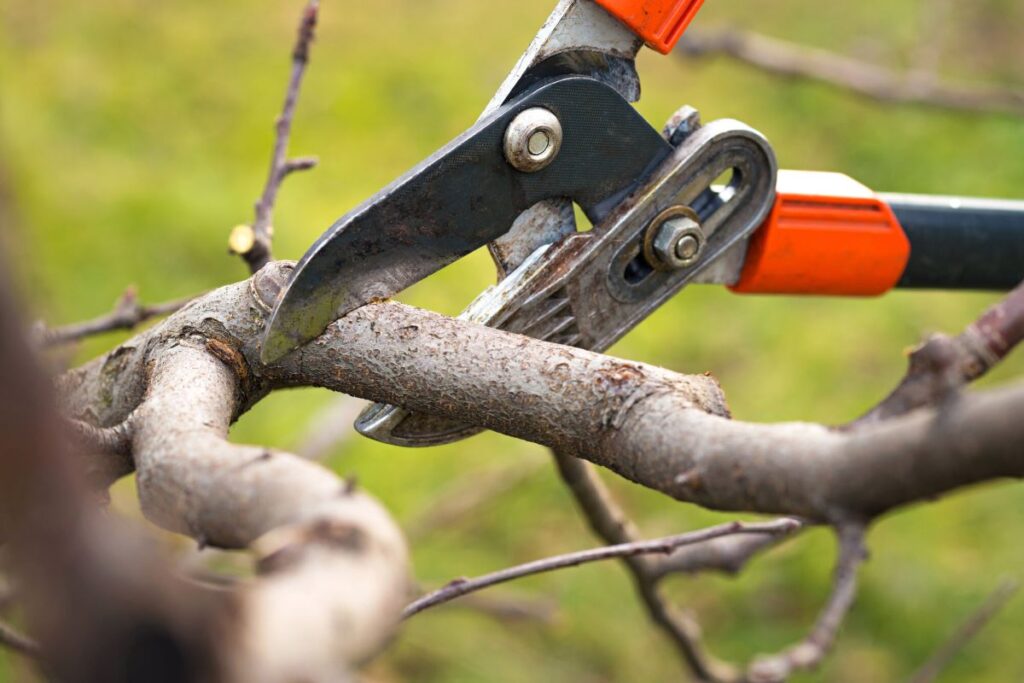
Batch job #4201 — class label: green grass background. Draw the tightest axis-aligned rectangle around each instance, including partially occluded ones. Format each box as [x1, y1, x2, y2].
[2, 0, 1024, 680]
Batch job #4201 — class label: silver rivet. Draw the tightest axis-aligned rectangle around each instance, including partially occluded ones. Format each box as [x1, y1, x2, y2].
[643, 206, 705, 271]
[527, 130, 550, 155]
[504, 107, 562, 173]
[675, 234, 700, 260]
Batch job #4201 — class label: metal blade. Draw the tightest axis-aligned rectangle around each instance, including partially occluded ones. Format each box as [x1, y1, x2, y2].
[483, 0, 645, 277]
[484, 0, 643, 115]
[261, 76, 672, 363]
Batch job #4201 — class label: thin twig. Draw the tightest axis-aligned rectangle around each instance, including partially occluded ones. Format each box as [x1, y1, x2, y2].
[418, 587, 558, 625]
[551, 450, 740, 682]
[649, 527, 803, 580]
[0, 619, 39, 658]
[678, 29, 1024, 117]
[402, 519, 798, 619]
[232, 0, 320, 273]
[909, 578, 1020, 683]
[748, 524, 867, 682]
[855, 279, 1024, 425]
[37, 287, 194, 347]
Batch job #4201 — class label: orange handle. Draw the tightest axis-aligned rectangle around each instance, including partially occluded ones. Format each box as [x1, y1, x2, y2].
[592, 0, 707, 53]
[730, 171, 911, 296]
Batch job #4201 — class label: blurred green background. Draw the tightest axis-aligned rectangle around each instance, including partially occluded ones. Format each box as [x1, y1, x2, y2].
[2, 0, 1024, 680]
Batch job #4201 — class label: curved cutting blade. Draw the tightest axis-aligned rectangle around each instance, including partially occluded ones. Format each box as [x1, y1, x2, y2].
[260, 75, 671, 363]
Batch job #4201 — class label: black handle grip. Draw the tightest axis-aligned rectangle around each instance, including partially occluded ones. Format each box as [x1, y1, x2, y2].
[881, 193, 1024, 290]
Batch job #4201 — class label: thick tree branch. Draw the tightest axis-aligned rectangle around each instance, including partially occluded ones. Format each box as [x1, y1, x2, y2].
[60, 263, 1024, 525]
[53, 263, 1024, 679]
[131, 341, 409, 681]
[231, 0, 320, 272]
[1, 266, 231, 681]
[678, 29, 1024, 117]
[402, 519, 797, 619]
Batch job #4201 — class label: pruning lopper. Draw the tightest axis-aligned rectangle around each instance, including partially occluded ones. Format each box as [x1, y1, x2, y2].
[261, 0, 1024, 446]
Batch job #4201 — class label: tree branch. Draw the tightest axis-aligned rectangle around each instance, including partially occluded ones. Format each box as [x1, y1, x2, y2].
[402, 519, 798, 619]
[856, 279, 1024, 425]
[677, 28, 1024, 117]
[551, 451, 740, 682]
[649, 525, 803, 580]
[59, 263, 1024, 526]
[748, 524, 867, 682]
[231, 0, 320, 273]
[36, 286, 194, 347]
[130, 340, 409, 680]
[53, 263, 1024, 679]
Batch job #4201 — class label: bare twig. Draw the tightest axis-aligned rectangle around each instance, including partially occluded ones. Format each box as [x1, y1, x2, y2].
[0, 619, 39, 658]
[856, 279, 1024, 425]
[402, 519, 798, 619]
[909, 578, 1020, 683]
[231, 0, 320, 273]
[455, 592, 558, 625]
[37, 287, 193, 347]
[748, 524, 867, 682]
[649, 526, 803, 580]
[678, 29, 1024, 117]
[551, 450, 740, 682]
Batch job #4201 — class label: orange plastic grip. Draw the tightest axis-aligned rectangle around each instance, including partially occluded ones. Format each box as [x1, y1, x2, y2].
[730, 171, 910, 296]
[593, 0, 706, 54]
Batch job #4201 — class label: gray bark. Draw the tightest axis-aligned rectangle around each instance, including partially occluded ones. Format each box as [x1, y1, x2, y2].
[62, 261, 1024, 525]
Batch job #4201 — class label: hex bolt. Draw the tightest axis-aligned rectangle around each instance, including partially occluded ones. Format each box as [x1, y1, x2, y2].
[504, 107, 563, 173]
[643, 206, 706, 271]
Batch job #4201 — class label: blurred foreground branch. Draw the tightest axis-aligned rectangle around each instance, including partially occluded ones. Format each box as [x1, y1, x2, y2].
[0, 620, 38, 659]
